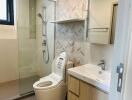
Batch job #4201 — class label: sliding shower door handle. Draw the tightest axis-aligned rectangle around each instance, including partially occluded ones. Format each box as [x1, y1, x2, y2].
[116, 63, 124, 92]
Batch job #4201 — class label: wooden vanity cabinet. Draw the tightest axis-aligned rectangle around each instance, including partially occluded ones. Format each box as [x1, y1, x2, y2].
[68, 75, 80, 96]
[68, 75, 109, 100]
[68, 92, 79, 100]
[92, 87, 108, 100]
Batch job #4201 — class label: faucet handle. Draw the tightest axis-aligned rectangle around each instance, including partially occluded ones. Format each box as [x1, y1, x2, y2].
[98, 60, 105, 65]
[98, 60, 106, 70]
[100, 60, 105, 63]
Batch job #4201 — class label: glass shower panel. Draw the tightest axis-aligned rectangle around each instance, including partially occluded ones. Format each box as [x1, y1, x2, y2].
[41, 0, 55, 76]
[17, 0, 55, 96]
[17, 0, 39, 95]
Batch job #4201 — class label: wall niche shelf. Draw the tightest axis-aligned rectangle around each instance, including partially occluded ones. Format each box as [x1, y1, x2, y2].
[50, 18, 85, 24]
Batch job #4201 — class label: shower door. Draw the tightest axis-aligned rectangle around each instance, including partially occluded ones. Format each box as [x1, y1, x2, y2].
[41, 0, 56, 76]
[17, 0, 55, 96]
[17, 0, 40, 95]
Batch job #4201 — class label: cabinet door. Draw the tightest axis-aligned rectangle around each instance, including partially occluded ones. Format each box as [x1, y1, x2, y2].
[79, 81, 92, 100]
[68, 92, 79, 100]
[68, 76, 80, 96]
[88, 0, 112, 44]
[92, 87, 108, 100]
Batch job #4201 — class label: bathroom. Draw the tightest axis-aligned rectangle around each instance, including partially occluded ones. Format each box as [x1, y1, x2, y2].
[0, 0, 132, 100]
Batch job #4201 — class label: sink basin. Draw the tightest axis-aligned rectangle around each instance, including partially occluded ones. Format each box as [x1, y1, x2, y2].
[68, 64, 111, 93]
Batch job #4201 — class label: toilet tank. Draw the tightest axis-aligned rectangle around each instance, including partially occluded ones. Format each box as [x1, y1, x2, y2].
[53, 52, 68, 78]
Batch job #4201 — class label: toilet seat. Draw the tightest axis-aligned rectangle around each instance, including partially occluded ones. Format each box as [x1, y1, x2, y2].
[33, 52, 67, 100]
[33, 73, 63, 90]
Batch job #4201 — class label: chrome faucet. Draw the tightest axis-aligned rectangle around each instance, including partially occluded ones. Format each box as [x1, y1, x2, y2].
[98, 60, 106, 70]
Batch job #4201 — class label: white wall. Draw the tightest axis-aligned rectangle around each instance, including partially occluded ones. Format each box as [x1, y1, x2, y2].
[0, 25, 18, 83]
[0, 25, 17, 39]
[91, 44, 114, 71]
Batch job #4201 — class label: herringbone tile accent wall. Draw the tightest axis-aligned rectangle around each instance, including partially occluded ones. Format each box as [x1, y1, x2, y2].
[55, 22, 90, 66]
[55, 0, 90, 66]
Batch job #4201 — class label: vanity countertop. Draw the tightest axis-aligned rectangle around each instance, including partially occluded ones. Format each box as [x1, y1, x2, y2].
[68, 64, 111, 93]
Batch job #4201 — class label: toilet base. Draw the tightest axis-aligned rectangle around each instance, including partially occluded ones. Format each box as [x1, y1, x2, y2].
[34, 81, 66, 100]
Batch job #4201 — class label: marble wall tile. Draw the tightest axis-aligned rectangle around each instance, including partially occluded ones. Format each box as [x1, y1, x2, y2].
[55, 22, 90, 66]
[56, 0, 84, 20]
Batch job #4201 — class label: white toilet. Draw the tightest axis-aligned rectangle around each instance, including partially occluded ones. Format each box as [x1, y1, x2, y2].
[33, 52, 68, 100]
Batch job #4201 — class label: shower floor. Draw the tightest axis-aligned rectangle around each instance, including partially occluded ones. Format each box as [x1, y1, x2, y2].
[0, 80, 19, 99]
[20, 95, 36, 100]
[0, 75, 39, 100]
[20, 75, 39, 95]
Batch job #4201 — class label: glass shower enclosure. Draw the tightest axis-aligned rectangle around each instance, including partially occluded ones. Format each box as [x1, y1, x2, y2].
[17, 0, 39, 95]
[17, 0, 55, 96]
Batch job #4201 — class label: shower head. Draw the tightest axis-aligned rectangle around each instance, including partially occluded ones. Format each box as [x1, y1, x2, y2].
[38, 13, 43, 19]
[37, 13, 46, 24]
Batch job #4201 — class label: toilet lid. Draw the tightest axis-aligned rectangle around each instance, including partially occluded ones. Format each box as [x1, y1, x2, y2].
[33, 73, 64, 90]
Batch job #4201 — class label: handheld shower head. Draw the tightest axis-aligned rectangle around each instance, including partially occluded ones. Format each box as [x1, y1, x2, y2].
[38, 13, 43, 19]
[37, 13, 46, 24]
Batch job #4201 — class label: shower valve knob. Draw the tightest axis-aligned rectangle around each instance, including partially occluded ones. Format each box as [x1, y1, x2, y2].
[42, 40, 47, 46]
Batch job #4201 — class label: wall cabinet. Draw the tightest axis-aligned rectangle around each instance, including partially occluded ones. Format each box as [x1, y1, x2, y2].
[110, 2, 118, 44]
[88, 0, 113, 44]
[56, 0, 88, 21]
[68, 75, 108, 100]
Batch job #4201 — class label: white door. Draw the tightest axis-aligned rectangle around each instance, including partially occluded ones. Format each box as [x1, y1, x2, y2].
[123, 33, 132, 100]
[110, 0, 132, 100]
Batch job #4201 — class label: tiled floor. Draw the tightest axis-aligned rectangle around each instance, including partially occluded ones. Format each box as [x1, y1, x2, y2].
[0, 80, 19, 100]
[0, 76, 39, 100]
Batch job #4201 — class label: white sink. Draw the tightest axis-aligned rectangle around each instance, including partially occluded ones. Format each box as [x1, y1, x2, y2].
[68, 64, 111, 93]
